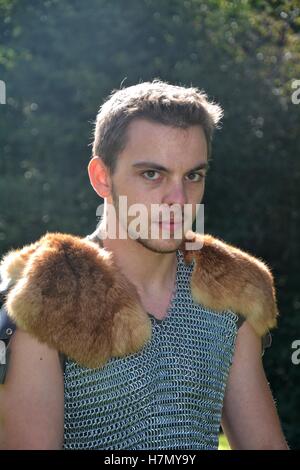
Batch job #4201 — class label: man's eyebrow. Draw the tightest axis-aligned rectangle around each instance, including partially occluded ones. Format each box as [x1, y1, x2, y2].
[132, 161, 209, 172]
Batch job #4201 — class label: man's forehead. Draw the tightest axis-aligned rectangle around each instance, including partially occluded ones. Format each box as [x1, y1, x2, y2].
[125, 117, 205, 139]
[121, 119, 208, 163]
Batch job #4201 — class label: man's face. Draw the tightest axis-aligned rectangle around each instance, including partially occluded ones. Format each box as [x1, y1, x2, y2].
[107, 118, 208, 253]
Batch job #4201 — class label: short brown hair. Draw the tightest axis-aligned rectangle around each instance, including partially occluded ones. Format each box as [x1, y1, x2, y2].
[92, 79, 223, 173]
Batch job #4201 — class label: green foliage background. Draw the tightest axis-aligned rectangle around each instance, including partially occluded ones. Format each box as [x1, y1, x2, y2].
[0, 0, 299, 448]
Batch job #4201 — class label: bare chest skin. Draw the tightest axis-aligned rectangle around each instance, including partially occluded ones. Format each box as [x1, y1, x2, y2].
[143, 300, 169, 321]
[133, 259, 178, 320]
[139, 283, 176, 321]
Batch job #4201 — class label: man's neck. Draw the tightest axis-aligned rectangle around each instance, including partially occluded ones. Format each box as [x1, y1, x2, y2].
[101, 235, 177, 298]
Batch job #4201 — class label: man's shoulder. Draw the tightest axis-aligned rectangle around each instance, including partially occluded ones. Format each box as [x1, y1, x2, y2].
[0, 231, 152, 370]
[0, 230, 278, 369]
[180, 232, 279, 337]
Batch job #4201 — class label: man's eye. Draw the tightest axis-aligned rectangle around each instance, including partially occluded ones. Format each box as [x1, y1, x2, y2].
[142, 170, 161, 181]
[186, 172, 205, 182]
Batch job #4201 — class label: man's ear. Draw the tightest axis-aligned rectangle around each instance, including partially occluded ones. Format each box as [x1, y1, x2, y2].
[88, 156, 112, 198]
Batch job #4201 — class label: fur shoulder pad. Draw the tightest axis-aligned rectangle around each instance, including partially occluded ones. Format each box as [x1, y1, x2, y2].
[0, 231, 278, 368]
[0, 232, 152, 368]
[180, 232, 278, 336]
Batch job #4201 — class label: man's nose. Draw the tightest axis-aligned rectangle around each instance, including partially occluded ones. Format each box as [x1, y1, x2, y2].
[162, 181, 188, 207]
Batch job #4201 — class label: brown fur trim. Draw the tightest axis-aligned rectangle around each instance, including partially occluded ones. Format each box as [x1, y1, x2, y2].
[0, 231, 278, 368]
[0, 232, 152, 368]
[180, 232, 278, 336]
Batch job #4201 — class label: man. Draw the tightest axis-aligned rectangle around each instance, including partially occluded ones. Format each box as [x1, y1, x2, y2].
[0, 80, 289, 449]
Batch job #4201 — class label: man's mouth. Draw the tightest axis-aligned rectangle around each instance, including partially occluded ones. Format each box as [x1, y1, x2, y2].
[156, 220, 182, 231]
[156, 215, 183, 224]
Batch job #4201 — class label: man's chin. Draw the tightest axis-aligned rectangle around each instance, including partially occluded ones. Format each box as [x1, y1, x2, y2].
[135, 236, 183, 254]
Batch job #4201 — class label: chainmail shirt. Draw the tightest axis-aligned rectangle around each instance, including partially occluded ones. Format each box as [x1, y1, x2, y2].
[63, 247, 240, 450]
